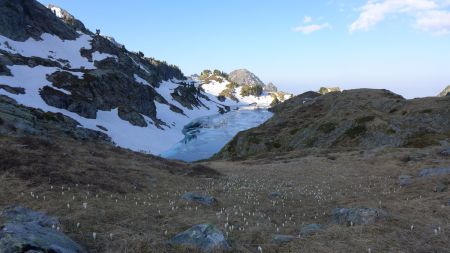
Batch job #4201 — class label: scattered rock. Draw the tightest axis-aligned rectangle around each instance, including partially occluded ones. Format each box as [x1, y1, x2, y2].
[181, 192, 218, 206]
[319, 87, 341, 95]
[399, 175, 413, 187]
[0, 205, 86, 253]
[331, 207, 388, 226]
[272, 234, 296, 244]
[168, 224, 231, 252]
[268, 192, 282, 198]
[446, 199, 450, 206]
[299, 223, 323, 236]
[434, 183, 447, 193]
[439, 148, 450, 156]
[418, 168, 450, 177]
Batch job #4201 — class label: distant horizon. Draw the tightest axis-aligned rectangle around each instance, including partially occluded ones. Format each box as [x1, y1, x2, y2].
[37, 0, 450, 98]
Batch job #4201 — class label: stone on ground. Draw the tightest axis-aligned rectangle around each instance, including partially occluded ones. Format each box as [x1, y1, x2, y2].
[168, 224, 231, 252]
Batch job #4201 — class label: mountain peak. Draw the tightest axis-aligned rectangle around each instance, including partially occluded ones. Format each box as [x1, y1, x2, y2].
[228, 69, 264, 87]
[47, 4, 89, 34]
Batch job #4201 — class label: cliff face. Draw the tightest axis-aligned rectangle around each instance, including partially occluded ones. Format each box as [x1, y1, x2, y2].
[216, 89, 450, 159]
[439, 85, 450, 97]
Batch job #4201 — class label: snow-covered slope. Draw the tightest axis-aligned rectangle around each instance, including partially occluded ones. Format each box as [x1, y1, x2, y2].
[0, 1, 230, 154]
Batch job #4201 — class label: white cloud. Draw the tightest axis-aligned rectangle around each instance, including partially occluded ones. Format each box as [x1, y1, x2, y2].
[349, 0, 438, 32]
[304, 16, 313, 23]
[416, 10, 450, 34]
[293, 23, 331, 34]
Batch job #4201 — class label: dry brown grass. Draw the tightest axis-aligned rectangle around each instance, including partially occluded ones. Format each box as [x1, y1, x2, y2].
[0, 135, 449, 252]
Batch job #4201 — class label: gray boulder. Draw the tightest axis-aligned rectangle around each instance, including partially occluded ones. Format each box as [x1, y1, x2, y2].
[434, 183, 447, 193]
[168, 224, 231, 252]
[272, 234, 296, 244]
[399, 175, 413, 187]
[439, 148, 450, 156]
[1, 205, 58, 228]
[419, 168, 450, 177]
[331, 207, 388, 226]
[181, 192, 217, 206]
[0, 205, 86, 253]
[268, 192, 282, 198]
[299, 223, 323, 236]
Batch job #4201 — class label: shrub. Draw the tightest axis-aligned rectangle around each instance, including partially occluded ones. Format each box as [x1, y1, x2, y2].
[289, 128, 300, 135]
[420, 109, 433, 114]
[240, 84, 263, 97]
[404, 132, 442, 148]
[200, 69, 211, 78]
[345, 125, 367, 138]
[270, 95, 280, 107]
[355, 116, 375, 124]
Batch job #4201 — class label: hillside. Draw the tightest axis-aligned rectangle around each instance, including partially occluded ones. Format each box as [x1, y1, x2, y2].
[1, 102, 449, 252]
[0, 0, 232, 154]
[199, 69, 292, 107]
[216, 89, 450, 159]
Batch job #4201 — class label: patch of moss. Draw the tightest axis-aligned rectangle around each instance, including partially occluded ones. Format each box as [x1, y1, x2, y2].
[41, 112, 59, 121]
[318, 122, 336, 134]
[273, 141, 282, 149]
[289, 128, 300, 135]
[355, 116, 375, 124]
[345, 125, 367, 138]
[389, 108, 398, 114]
[305, 136, 318, 148]
[404, 132, 440, 148]
[386, 128, 396, 135]
[420, 109, 433, 114]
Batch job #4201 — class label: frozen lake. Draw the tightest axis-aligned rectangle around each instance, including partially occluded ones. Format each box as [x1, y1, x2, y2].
[160, 107, 273, 162]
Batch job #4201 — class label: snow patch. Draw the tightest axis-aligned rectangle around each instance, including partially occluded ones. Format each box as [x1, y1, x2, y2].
[0, 33, 116, 69]
[134, 74, 150, 86]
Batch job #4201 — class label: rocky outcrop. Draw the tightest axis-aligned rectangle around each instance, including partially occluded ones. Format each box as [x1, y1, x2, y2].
[265, 82, 278, 92]
[0, 205, 86, 253]
[331, 207, 388, 226]
[439, 85, 450, 97]
[319, 87, 341, 95]
[0, 84, 24, 95]
[0, 0, 79, 41]
[168, 224, 231, 252]
[216, 89, 450, 159]
[181, 192, 218, 206]
[0, 95, 110, 141]
[47, 4, 89, 34]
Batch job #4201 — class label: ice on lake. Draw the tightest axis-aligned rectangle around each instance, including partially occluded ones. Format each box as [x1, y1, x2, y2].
[160, 107, 273, 162]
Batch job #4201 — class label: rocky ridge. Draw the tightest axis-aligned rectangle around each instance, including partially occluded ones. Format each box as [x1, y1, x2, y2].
[216, 89, 450, 159]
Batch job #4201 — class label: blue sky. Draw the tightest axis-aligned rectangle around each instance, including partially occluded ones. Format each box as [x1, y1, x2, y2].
[38, 0, 450, 98]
